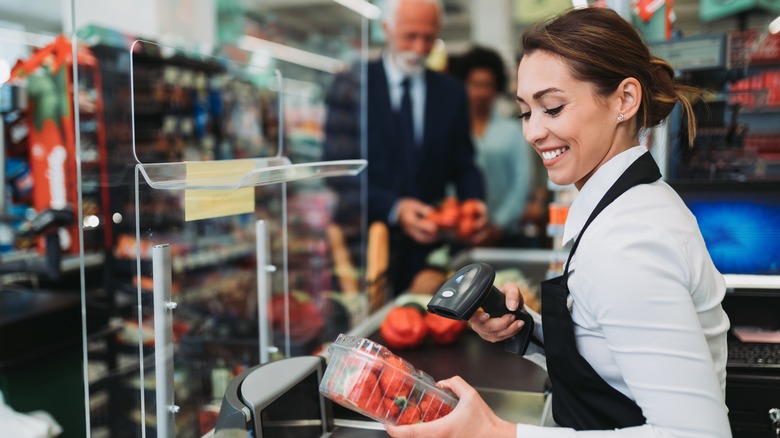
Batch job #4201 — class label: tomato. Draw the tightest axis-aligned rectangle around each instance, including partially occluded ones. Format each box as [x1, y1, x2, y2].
[457, 217, 475, 240]
[438, 207, 459, 228]
[425, 210, 441, 225]
[460, 199, 481, 217]
[440, 196, 459, 210]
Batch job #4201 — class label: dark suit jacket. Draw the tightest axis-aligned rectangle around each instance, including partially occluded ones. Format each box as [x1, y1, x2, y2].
[365, 59, 485, 292]
[366, 59, 485, 224]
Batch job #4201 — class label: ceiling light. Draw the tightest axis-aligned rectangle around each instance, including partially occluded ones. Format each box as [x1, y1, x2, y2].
[770, 15, 780, 34]
[332, 0, 381, 19]
[238, 36, 345, 74]
[571, 0, 588, 9]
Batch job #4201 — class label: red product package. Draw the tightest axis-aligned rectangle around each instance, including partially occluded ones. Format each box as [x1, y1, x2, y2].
[319, 334, 457, 426]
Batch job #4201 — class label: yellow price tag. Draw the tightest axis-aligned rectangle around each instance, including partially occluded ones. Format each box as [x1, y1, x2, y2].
[184, 161, 255, 221]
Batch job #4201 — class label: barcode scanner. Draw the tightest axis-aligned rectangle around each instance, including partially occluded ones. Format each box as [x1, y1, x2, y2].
[427, 263, 535, 355]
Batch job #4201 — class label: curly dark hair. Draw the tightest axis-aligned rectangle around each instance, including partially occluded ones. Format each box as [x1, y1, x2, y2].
[452, 46, 508, 93]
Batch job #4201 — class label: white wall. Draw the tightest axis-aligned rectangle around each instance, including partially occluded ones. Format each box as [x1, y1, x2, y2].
[65, 0, 160, 40]
[65, 0, 215, 52]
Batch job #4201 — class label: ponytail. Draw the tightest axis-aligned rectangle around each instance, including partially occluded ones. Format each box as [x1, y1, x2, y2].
[648, 57, 703, 147]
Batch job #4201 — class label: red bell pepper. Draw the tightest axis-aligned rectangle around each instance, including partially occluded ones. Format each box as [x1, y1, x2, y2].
[424, 313, 468, 345]
[380, 306, 428, 349]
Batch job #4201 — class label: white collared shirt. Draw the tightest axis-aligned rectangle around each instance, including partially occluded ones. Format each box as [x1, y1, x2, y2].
[382, 54, 425, 146]
[517, 146, 731, 437]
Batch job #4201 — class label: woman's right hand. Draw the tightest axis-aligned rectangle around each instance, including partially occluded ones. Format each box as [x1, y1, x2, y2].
[468, 282, 526, 343]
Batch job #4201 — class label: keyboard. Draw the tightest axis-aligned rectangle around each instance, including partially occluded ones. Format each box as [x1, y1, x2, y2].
[728, 342, 780, 368]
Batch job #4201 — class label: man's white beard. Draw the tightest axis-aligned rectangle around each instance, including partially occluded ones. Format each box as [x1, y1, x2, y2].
[393, 51, 426, 76]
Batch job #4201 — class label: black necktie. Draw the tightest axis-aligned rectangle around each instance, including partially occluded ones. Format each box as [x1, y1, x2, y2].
[399, 77, 415, 150]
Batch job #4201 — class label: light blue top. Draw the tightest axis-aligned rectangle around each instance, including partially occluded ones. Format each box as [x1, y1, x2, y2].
[474, 110, 533, 234]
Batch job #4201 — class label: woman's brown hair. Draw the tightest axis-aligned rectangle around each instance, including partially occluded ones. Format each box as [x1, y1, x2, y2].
[521, 7, 701, 146]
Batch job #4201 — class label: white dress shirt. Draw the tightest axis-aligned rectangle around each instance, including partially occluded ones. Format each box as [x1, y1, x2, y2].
[382, 54, 425, 146]
[382, 54, 427, 224]
[517, 146, 731, 437]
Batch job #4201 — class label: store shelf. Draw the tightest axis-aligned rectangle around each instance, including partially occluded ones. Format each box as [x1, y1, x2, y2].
[0, 250, 105, 273]
[738, 107, 780, 115]
[112, 241, 255, 275]
[136, 156, 367, 190]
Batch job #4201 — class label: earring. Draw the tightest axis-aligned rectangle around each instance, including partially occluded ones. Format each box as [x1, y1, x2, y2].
[617, 113, 625, 123]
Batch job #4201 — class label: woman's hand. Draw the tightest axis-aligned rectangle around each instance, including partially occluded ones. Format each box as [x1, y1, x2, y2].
[469, 282, 526, 343]
[385, 376, 516, 438]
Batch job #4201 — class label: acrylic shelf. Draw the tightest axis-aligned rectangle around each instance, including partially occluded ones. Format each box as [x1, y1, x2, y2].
[135, 156, 367, 190]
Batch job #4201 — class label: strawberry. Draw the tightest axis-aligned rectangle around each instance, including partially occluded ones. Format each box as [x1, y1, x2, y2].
[396, 402, 422, 425]
[419, 393, 453, 422]
[328, 355, 376, 395]
[376, 395, 402, 421]
[378, 355, 415, 398]
[347, 369, 383, 415]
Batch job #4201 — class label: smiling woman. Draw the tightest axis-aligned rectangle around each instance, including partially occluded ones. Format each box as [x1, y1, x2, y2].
[517, 50, 636, 189]
[386, 7, 732, 438]
[516, 8, 702, 189]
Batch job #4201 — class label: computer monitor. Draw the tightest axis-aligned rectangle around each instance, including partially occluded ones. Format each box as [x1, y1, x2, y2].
[670, 181, 780, 279]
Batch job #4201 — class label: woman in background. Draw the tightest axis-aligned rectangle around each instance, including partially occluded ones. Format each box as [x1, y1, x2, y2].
[452, 46, 534, 247]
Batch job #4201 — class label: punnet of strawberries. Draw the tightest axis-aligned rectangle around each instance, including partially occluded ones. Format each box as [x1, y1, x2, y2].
[319, 334, 458, 426]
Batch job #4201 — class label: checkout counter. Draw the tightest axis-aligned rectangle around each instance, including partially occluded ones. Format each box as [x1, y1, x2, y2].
[213, 249, 557, 437]
[213, 323, 549, 437]
[0, 288, 86, 438]
[212, 248, 780, 437]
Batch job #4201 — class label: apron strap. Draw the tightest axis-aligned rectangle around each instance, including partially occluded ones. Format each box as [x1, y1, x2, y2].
[563, 152, 661, 277]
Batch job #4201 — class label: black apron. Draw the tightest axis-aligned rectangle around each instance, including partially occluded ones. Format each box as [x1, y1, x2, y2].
[540, 152, 661, 430]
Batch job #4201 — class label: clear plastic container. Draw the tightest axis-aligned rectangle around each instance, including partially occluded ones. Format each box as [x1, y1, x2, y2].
[319, 334, 458, 425]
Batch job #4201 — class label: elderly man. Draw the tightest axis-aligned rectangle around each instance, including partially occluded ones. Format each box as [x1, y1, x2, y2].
[367, 0, 487, 294]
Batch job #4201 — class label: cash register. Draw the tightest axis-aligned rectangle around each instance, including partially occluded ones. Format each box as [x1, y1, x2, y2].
[214, 355, 389, 437]
[672, 181, 780, 437]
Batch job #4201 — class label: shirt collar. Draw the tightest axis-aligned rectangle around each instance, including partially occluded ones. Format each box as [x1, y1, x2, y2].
[562, 145, 649, 246]
[382, 52, 424, 86]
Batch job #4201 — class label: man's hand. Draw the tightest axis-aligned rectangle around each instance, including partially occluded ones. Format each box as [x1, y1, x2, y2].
[467, 223, 503, 247]
[397, 198, 438, 244]
[469, 199, 489, 231]
[463, 200, 490, 245]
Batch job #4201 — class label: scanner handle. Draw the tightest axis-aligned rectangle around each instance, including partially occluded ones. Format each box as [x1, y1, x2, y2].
[480, 285, 535, 355]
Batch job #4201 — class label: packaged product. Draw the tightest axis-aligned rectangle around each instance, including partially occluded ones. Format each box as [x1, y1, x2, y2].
[319, 334, 458, 425]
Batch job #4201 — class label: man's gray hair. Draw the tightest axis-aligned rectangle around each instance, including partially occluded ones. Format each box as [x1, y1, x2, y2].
[382, 0, 443, 30]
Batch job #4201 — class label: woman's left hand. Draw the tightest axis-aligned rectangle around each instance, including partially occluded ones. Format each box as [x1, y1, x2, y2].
[384, 376, 516, 438]
[469, 282, 526, 343]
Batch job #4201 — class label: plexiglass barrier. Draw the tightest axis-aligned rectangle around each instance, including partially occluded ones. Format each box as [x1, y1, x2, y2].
[3, 2, 368, 437]
[124, 37, 367, 437]
[0, 20, 90, 438]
